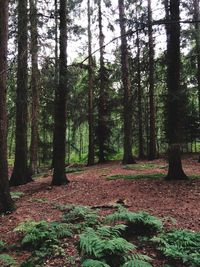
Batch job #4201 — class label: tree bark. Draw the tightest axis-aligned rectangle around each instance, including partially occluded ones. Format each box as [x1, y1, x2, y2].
[87, 0, 95, 166]
[148, 0, 157, 160]
[118, 0, 135, 164]
[136, 29, 145, 159]
[0, 0, 15, 212]
[193, 0, 200, 163]
[51, 0, 69, 185]
[165, 0, 188, 180]
[97, 0, 108, 163]
[29, 0, 40, 175]
[10, 0, 32, 186]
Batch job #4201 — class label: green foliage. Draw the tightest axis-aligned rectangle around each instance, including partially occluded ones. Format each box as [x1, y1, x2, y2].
[122, 163, 165, 170]
[79, 225, 152, 267]
[107, 173, 165, 180]
[0, 254, 17, 267]
[10, 191, 24, 200]
[120, 259, 152, 267]
[0, 240, 6, 252]
[81, 259, 110, 267]
[65, 167, 85, 173]
[62, 205, 100, 230]
[15, 220, 72, 249]
[152, 230, 200, 267]
[106, 209, 163, 236]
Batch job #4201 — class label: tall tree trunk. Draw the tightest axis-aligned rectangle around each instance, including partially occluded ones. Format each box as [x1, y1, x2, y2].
[165, 0, 188, 180]
[29, 0, 40, 175]
[136, 29, 145, 159]
[148, 0, 157, 160]
[97, 0, 108, 163]
[51, 0, 59, 169]
[194, 0, 200, 163]
[118, 0, 135, 164]
[10, 0, 31, 186]
[51, 0, 69, 185]
[87, 0, 95, 166]
[0, 0, 15, 212]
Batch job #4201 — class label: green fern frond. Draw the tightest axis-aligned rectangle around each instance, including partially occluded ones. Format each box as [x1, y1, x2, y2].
[0, 254, 17, 267]
[121, 259, 153, 267]
[152, 230, 200, 266]
[81, 259, 111, 267]
[105, 210, 162, 235]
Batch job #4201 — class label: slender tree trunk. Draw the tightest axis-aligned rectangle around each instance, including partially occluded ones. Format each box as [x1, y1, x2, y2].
[29, 0, 40, 175]
[0, 0, 15, 212]
[51, 0, 69, 185]
[97, 0, 108, 163]
[136, 29, 145, 159]
[118, 0, 135, 164]
[87, 0, 95, 166]
[148, 0, 157, 160]
[165, 0, 188, 180]
[194, 0, 200, 163]
[51, 0, 59, 168]
[10, 0, 32, 186]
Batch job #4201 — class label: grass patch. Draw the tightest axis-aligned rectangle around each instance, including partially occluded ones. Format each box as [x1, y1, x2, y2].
[65, 167, 85, 173]
[123, 163, 167, 170]
[107, 173, 165, 180]
[10, 191, 25, 200]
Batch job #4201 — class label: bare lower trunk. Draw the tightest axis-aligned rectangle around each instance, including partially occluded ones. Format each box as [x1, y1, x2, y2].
[52, 0, 69, 185]
[29, 0, 40, 175]
[10, 0, 32, 186]
[165, 0, 188, 180]
[0, 0, 15, 212]
[119, 0, 135, 164]
[87, 0, 95, 166]
[166, 145, 187, 180]
[148, 0, 157, 160]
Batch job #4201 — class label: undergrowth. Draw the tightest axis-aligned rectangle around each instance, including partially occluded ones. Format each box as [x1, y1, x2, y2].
[14, 220, 73, 266]
[105, 208, 163, 236]
[152, 229, 200, 267]
[123, 163, 166, 170]
[62, 205, 100, 231]
[0, 254, 17, 267]
[79, 225, 152, 267]
[107, 173, 165, 180]
[10, 191, 24, 200]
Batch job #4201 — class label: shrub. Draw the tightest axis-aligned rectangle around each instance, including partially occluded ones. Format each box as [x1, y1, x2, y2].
[105, 208, 163, 236]
[0, 254, 17, 267]
[79, 225, 152, 267]
[62, 205, 100, 230]
[152, 229, 200, 267]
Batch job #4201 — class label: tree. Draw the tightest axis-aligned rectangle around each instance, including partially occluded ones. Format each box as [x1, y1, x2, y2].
[118, 0, 135, 164]
[87, 0, 95, 166]
[10, 0, 31, 186]
[165, 0, 188, 180]
[193, 0, 200, 163]
[148, 0, 157, 160]
[51, 0, 69, 185]
[0, 0, 15, 212]
[29, 0, 40, 175]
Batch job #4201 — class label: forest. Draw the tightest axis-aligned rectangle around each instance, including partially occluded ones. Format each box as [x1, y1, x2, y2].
[0, 0, 200, 266]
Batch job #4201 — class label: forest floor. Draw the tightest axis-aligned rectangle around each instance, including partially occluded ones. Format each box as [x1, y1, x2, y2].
[0, 156, 200, 266]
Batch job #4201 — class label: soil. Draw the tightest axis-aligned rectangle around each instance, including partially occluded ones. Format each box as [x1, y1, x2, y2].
[0, 157, 200, 267]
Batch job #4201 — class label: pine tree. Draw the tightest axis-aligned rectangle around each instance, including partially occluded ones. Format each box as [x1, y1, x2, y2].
[10, 0, 32, 186]
[118, 0, 135, 164]
[165, 0, 188, 180]
[0, 0, 15, 212]
[52, 0, 69, 185]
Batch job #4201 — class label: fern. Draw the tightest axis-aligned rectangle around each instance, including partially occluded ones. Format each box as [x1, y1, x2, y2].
[121, 259, 152, 267]
[81, 259, 111, 267]
[79, 225, 152, 267]
[62, 205, 100, 230]
[106, 209, 163, 236]
[0, 254, 17, 267]
[0, 240, 6, 252]
[152, 230, 200, 267]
